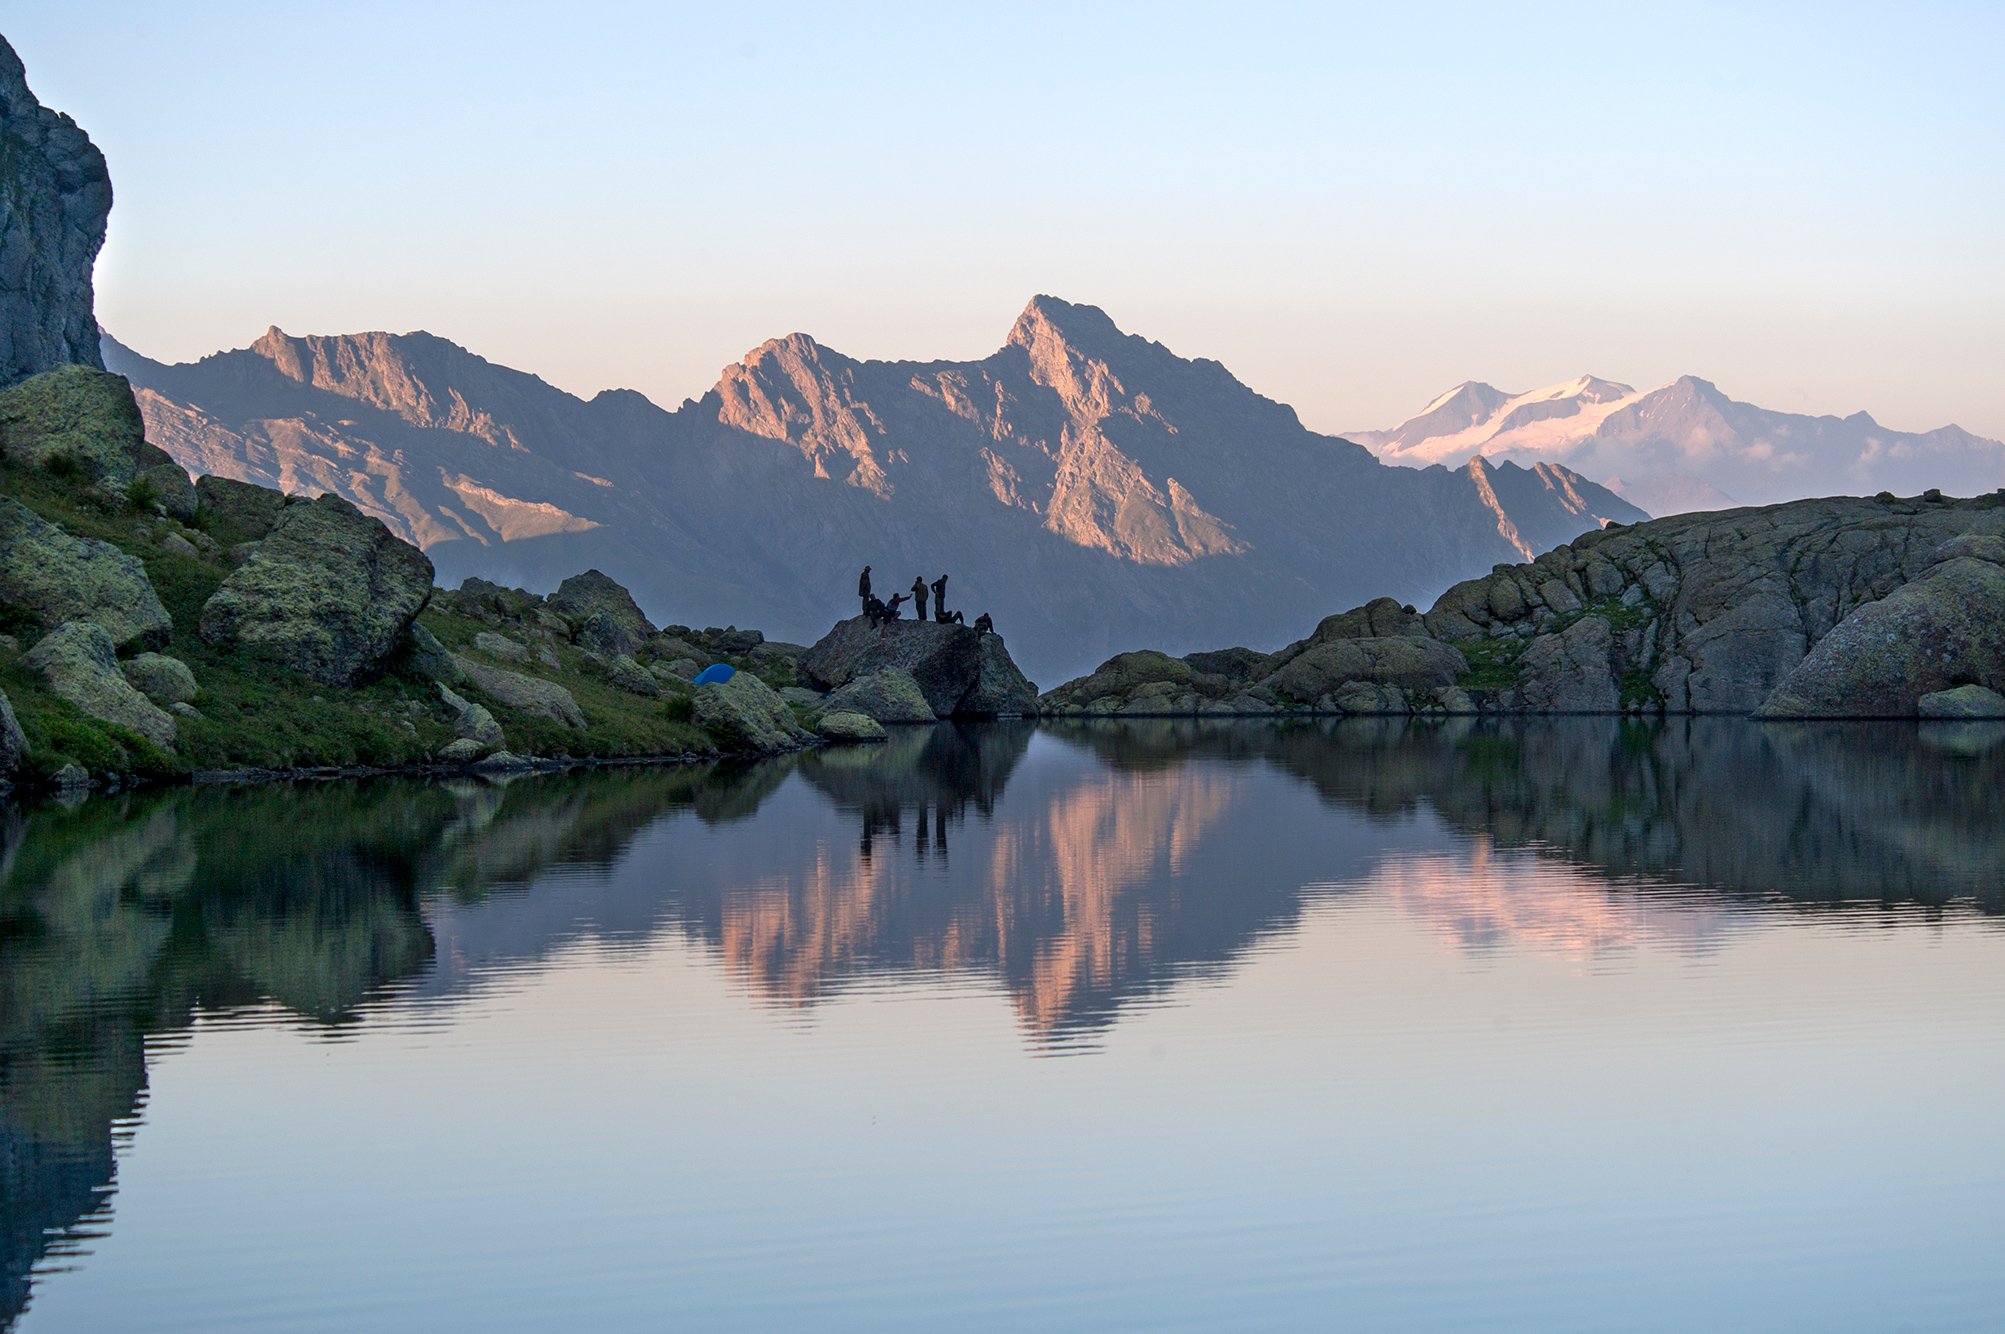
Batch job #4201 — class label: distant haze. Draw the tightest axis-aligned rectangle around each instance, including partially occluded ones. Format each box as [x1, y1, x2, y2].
[6, 4, 2005, 441]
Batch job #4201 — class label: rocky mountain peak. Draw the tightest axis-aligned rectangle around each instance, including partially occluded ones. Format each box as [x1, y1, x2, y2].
[248, 327, 444, 422]
[0, 35, 112, 386]
[1006, 294, 1128, 358]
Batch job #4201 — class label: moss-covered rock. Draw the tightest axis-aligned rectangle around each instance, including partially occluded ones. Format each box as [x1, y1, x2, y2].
[603, 654, 662, 698]
[435, 683, 505, 749]
[1918, 684, 2005, 719]
[0, 495, 172, 648]
[198, 494, 434, 686]
[691, 670, 811, 754]
[194, 474, 286, 539]
[22, 621, 176, 748]
[452, 656, 586, 728]
[548, 569, 654, 641]
[816, 709, 886, 743]
[122, 651, 198, 706]
[825, 668, 936, 723]
[0, 366, 144, 492]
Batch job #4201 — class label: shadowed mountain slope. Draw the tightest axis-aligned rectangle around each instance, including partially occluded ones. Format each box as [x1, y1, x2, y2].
[106, 298, 1643, 682]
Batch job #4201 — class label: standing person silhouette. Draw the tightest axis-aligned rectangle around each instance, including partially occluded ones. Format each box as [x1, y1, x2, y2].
[911, 575, 929, 623]
[857, 565, 873, 615]
[931, 574, 950, 623]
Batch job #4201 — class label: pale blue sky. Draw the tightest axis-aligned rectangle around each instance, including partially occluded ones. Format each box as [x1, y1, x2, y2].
[9, 1, 2003, 437]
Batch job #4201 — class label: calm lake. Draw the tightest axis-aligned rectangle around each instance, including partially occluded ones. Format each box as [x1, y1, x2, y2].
[3, 719, 2002, 1331]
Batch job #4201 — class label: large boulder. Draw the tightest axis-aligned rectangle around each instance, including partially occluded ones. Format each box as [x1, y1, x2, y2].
[817, 710, 886, 743]
[960, 634, 1040, 716]
[603, 654, 662, 697]
[1918, 685, 2005, 719]
[1758, 541, 2005, 718]
[826, 669, 936, 723]
[453, 656, 586, 728]
[548, 569, 654, 640]
[194, 473, 286, 537]
[802, 616, 1039, 718]
[0, 365, 188, 507]
[199, 494, 434, 686]
[436, 683, 505, 749]
[21, 621, 175, 749]
[691, 670, 812, 753]
[575, 609, 642, 658]
[0, 36, 111, 386]
[0, 496, 171, 648]
[122, 651, 198, 706]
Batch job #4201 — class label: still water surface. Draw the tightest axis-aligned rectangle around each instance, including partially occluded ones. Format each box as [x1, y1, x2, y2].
[3, 719, 2003, 1331]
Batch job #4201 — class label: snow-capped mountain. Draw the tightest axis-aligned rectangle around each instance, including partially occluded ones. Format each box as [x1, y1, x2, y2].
[1350, 375, 2005, 515]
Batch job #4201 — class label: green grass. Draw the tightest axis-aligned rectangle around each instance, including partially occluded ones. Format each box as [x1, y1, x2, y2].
[1454, 635, 1528, 691]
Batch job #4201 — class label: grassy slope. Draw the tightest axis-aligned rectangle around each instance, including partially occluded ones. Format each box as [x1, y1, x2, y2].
[1, 457, 788, 781]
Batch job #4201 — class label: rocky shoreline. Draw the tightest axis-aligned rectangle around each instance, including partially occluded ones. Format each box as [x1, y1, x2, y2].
[0, 368, 1042, 796]
[1040, 491, 2005, 721]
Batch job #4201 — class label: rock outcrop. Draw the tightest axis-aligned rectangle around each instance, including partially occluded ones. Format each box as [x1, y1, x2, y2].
[801, 618, 1037, 718]
[0, 496, 171, 648]
[21, 621, 175, 748]
[0, 36, 111, 386]
[199, 494, 434, 685]
[1756, 535, 2005, 718]
[1042, 492, 2005, 719]
[824, 669, 936, 723]
[548, 569, 655, 642]
[691, 670, 811, 753]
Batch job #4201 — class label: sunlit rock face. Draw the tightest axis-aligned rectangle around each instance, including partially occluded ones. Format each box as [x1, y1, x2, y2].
[0, 36, 110, 387]
[106, 297, 1643, 683]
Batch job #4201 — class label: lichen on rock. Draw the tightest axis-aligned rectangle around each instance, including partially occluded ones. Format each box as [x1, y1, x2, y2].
[198, 493, 434, 686]
[22, 620, 175, 749]
[0, 496, 171, 649]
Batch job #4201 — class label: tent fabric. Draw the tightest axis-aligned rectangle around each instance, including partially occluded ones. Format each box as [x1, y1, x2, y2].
[693, 663, 736, 685]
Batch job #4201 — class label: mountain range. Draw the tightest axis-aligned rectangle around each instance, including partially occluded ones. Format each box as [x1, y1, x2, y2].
[1349, 374, 2005, 516]
[102, 297, 1643, 683]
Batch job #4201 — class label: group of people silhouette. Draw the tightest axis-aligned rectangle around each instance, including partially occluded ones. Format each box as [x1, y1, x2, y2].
[857, 566, 993, 635]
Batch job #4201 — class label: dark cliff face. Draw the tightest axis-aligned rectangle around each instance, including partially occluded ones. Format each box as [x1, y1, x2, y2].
[0, 34, 111, 387]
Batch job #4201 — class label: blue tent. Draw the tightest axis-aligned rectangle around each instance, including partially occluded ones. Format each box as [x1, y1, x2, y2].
[693, 663, 736, 685]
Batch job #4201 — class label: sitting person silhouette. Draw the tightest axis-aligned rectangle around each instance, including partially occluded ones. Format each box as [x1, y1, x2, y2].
[883, 592, 909, 620]
[973, 612, 993, 635]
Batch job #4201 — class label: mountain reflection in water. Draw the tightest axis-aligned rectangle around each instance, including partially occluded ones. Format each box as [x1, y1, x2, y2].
[3, 717, 2003, 1329]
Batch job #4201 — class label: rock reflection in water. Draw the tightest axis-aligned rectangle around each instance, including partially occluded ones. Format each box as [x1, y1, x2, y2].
[3, 717, 2003, 1327]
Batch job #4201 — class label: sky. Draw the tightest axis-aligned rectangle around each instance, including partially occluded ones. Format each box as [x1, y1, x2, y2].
[8, 1, 2004, 439]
